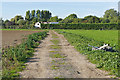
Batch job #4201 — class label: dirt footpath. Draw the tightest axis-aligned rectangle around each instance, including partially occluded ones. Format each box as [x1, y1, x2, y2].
[20, 30, 110, 78]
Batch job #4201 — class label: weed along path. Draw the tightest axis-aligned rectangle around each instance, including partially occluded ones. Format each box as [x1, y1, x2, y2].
[20, 30, 110, 78]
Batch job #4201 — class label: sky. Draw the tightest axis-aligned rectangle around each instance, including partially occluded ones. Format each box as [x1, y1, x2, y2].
[1, 1, 119, 20]
[1, 0, 120, 2]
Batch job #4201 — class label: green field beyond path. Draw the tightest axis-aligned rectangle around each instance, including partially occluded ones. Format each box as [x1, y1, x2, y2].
[56, 30, 119, 77]
[61, 30, 118, 45]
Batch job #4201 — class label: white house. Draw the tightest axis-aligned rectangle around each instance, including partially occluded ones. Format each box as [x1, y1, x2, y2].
[35, 22, 41, 28]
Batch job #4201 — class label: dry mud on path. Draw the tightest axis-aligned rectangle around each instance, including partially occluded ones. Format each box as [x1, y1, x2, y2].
[20, 30, 110, 78]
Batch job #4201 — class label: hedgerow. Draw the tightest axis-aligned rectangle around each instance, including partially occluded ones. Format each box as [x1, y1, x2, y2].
[41, 23, 119, 30]
[2, 23, 119, 30]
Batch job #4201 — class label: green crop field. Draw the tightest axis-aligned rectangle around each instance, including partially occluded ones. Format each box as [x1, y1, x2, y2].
[56, 30, 119, 77]
[60, 30, 118, 45]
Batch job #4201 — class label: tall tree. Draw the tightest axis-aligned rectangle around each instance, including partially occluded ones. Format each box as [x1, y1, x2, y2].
[36, 10, 40, 21]
[32, 17, 37, 23]
[41, 10, 52, 21]
[31, 10, 35, 20]
[25, 10, 30, 21]
[103, 9, 118, 23]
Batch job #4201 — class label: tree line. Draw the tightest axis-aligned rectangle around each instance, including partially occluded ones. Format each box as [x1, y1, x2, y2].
[0, 8, 120, 29]
[60, 9, 119, 24]
[1, 10, 52, 28]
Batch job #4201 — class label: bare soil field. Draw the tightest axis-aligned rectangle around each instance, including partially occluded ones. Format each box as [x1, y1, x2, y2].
[20, 30, 111, 78]
[2, 30, 42, 48]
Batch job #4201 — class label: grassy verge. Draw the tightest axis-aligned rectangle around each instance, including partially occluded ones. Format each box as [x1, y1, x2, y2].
[2, 31, 48, 79]
[56, 30, 119, 77]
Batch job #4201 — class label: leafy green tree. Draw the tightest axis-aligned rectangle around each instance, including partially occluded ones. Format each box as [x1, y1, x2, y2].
[4, 20, 15, 26]
[31, 10, 35, 20]
[11, 15, 24, 24]
[101, 18, 110, 23]
[25, 21, 30, 28]
[72, 18, 83, 23]
[103, 9, 118, 23]
[84, 15, 93, 20]
[41, 10, 44, 20]
[4, 20, 9, 23]
[118, 16, 120, 23]
[62, 14, 78, 23]
[88, 17, 100, 23]
[65, 14, 77, 20]
[25, 10, 30, 21]
[36, 10, 40, 21]
[10, 15, 23, 24]
[41, 10, 52, 21]
[104, 9, 118, 19]
[10, 18, 15, 23]
[49, 16, 58, 22]
[110, 17, 118, 23]
[32, 17, 37, 24]
[84, 15, 100, 23]
[17, 19, 26, 25]
[0, 18, 4, 28]
[68, 14, 77, 19]
[58, 18, 63, 22]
